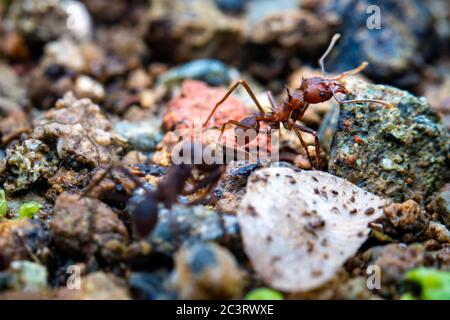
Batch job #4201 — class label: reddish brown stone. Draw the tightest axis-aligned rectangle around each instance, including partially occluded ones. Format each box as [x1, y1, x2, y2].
[163, 80, 251, 131]
[161, 80, 272, 160]
[0, 110, 31, 145]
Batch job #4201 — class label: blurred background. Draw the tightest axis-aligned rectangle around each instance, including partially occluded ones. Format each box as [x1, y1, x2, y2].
[0, 0, 449, 127]
[0, 0, 449, 300]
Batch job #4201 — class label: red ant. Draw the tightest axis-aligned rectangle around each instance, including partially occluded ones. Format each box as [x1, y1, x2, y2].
[82, 141, 245, 238]
[203, 33, 393, 169]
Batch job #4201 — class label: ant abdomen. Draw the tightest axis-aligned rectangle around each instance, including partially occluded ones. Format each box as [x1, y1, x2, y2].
[132, 197, 159, 238]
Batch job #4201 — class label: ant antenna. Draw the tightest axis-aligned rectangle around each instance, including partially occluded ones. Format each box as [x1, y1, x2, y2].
[284, 85, 292, 99]
[330, 87, 394, 108]
[319, 33, 341, 76]
[332, 61, 369, 81]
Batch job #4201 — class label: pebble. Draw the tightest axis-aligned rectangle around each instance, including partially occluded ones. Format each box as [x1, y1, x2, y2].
[329, 78, 449, 203]
[158, 59, 240, 87]
[170, 242, 246, 299]
[0, 261, 48, 293]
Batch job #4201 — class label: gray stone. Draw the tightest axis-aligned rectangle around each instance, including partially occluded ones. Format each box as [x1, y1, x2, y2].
[329, 78, 449, 204]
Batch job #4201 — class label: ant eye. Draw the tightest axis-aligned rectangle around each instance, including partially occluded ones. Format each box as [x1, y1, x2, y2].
[319, 91, 326, 97]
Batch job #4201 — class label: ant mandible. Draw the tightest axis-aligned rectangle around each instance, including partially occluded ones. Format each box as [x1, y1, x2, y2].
[203, 33, 393, 169]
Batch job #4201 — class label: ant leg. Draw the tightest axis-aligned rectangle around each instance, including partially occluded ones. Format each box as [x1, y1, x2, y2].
[217, 119, 253, 146]
[113, 165, 155, 197]
[221, 142, 255, 164]
[203, 80, 266, 127]
[14, 231, 40, 264]
[292, 126, 314, 167]
[188, 166, 230, 245]
[118, 164, 182, 243]
[86, 161, 152, 200]
[284, 85, 292, 100]
[82, 163, 116, 197]
[187, 176, 220, 205]
[293, 124, 321, 169]
[185, 176, 197, 193]
[267, 91, 276, 110]
[186, 165, 226, 199]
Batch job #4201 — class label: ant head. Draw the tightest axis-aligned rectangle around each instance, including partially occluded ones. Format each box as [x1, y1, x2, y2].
[300, 77, 348, 104]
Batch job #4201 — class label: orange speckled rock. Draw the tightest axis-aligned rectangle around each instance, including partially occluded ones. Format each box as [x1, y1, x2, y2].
[159, 80, 273, 164]
[163, 80, 250, 131]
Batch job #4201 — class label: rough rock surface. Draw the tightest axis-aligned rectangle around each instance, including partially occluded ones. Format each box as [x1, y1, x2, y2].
[329, 78, 449, 204]
[380, 200, 430, 243]
[238, 167, 386, 292]
[0, 139, 59, 193]
[428, 184, 450, 228]
[51, 193, 129, 262]
[45, 167, 91, 201]
[32, 92, 128, 167]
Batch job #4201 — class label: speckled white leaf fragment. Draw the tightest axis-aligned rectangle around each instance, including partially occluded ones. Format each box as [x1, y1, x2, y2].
[238, 167, 386, 292]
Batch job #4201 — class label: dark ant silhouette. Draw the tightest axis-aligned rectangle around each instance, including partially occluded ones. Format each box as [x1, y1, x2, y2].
[82, 141, 246, 238]
[203, 33, 393, 169]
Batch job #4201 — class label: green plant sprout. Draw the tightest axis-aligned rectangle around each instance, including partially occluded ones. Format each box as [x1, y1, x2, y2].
[401, 267, 450, 300]
[245, 288, 284, 300]
[18, 201, 42, 219]
[0, 189, 8, 217]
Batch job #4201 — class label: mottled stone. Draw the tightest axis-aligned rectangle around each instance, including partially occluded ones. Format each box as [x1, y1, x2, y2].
[0, 139, 59, 193]
[379, 200, 429, 243]
[32, 92, 128, 167]
[114, 118, 163, 152]
[329, 78, 449, 203]
[428, 184, 450, 228]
